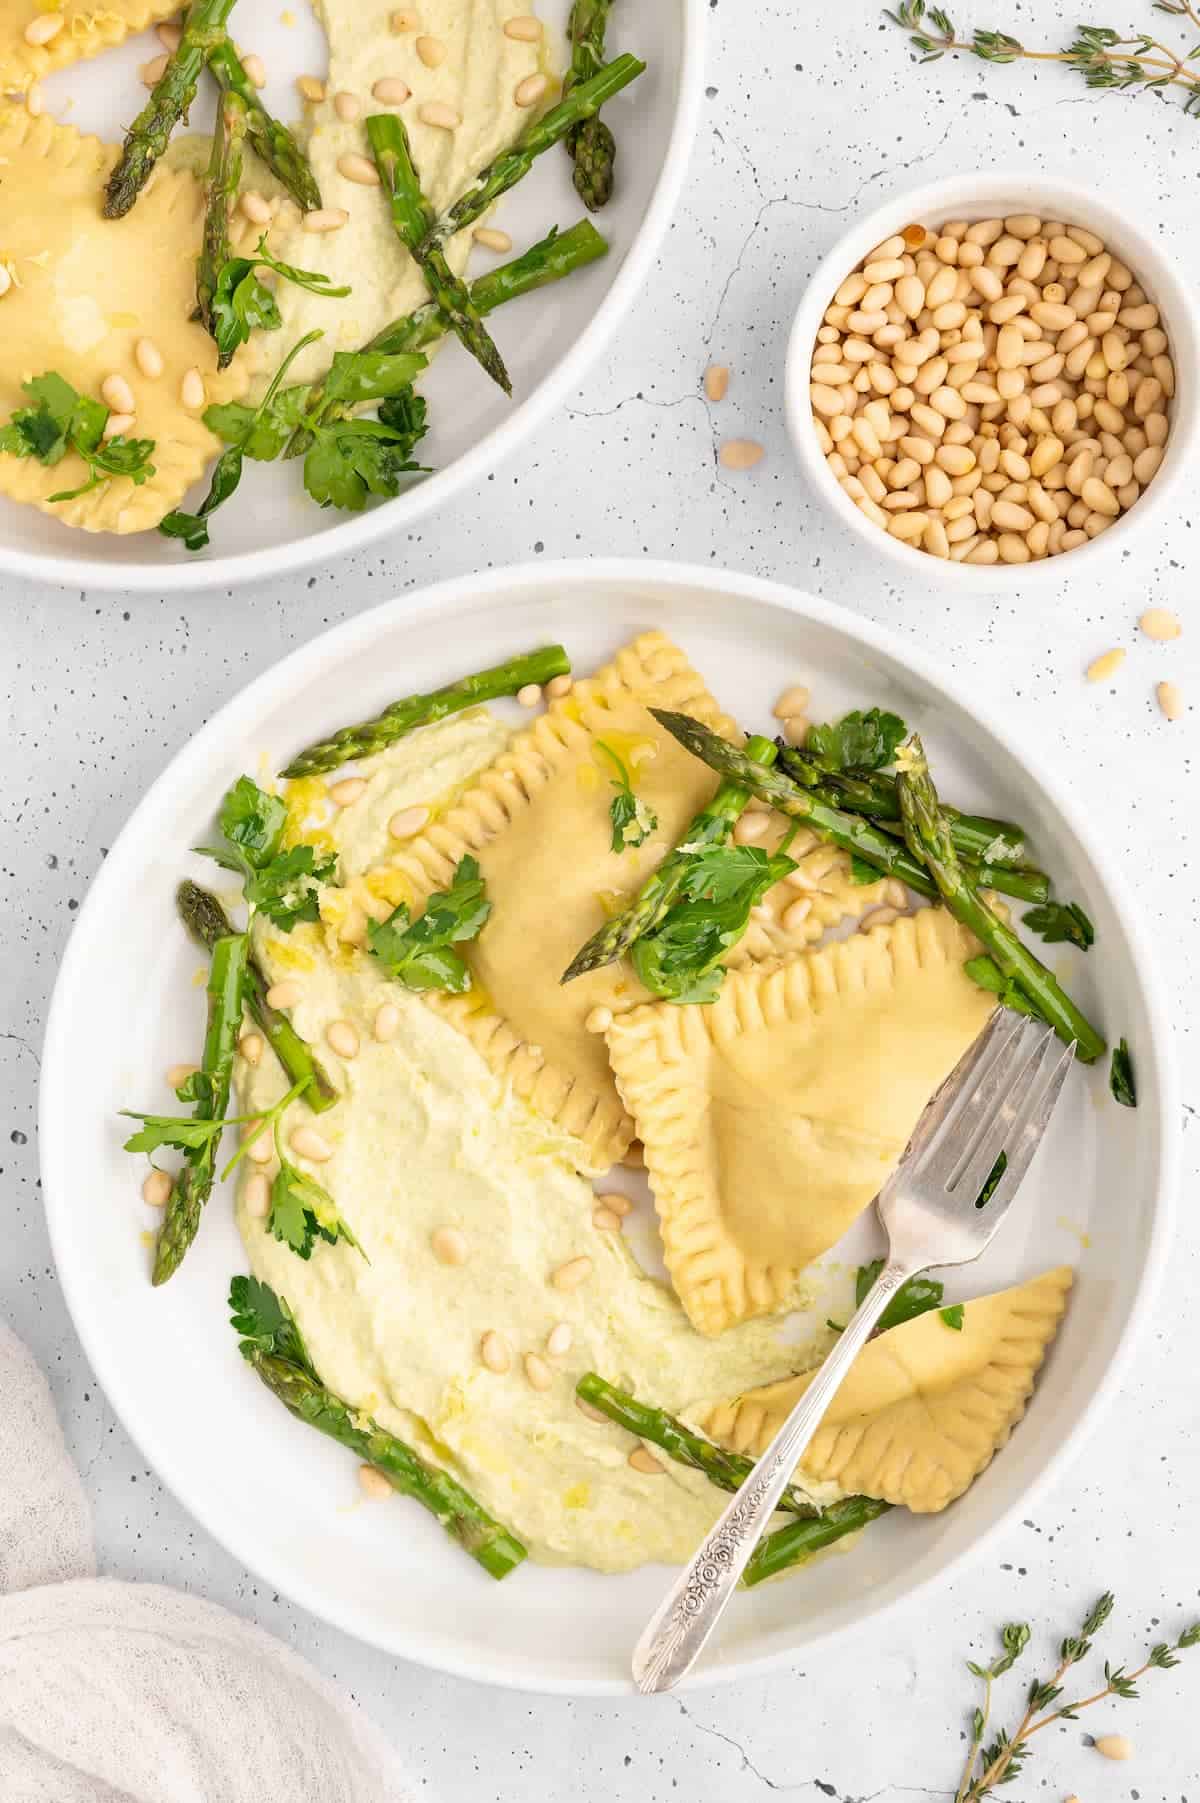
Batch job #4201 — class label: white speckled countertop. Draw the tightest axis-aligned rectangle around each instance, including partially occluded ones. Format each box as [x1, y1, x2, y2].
[3, 2, 1199, 1795]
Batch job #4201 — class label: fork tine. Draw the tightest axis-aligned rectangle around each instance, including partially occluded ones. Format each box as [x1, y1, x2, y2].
[896, 1010, 1026, 1174]
[944, 1019, 1053, 1191]
[911, 1014, 1044, 1190]
[952, 1031, 1075, 1208]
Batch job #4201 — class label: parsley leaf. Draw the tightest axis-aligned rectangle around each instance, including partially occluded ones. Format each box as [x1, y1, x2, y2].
[268, 1157, 363, 1261]
[0, 371, 155, 500]
[855, 1258, 945, 1332]
[1022, 899, 1095, 951]
[205, 383, 312, 461]
[631, 845, 796, 1005]
[245, 844, 337, 930]
[210, 234, 351, 365]
[195, 774, 335, 929]
[807, 707, 908, 772]
[229, 1273, 312, 1367]
[596, 741, 658, 853]
[1110, 1037, 1137, 1108]
[367, 854, 491, 992]
[303, 415, 428, 512]
[120, 1112, 228, 1155]
[940, 1303, 965, 1331]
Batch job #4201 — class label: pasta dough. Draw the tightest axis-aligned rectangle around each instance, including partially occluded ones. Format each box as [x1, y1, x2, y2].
[0, 0, 178, 96]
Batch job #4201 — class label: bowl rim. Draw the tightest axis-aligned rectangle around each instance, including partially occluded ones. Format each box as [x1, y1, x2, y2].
[0, 0, 707, 595]
[39, 556, 1180, 1693]
[784, 168, 1197, 588]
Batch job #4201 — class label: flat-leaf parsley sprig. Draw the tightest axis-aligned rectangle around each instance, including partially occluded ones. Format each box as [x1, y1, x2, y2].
[886, 1, 1200, 117]
[367, 854, 492, 993]
[954, 1591, 1200, 1800]
[596, 740, 658, 852]
[193, 772, 337, 932]
[0, 371, 155, 502]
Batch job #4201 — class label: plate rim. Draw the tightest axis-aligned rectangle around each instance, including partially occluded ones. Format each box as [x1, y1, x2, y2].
[0, 0, 707, 594]
[39, 557, 1180, 1693]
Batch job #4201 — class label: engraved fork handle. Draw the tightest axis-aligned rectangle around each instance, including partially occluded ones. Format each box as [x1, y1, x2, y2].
[631, 1257, 919, 1694]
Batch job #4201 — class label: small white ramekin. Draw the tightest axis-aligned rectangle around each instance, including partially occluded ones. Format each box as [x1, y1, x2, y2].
[784, 171, 1197, 589]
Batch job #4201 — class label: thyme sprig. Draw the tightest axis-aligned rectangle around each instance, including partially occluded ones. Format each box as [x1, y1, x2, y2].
[955, 1591, 1200, 1799]
[885, 1, 1200, 116]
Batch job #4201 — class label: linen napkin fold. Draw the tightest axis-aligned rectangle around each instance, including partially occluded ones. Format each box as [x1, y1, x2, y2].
[0, 1319, 414, 1802]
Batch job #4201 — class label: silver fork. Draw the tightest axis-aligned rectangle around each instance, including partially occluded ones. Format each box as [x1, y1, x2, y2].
[632, 1012, 1075, 1694]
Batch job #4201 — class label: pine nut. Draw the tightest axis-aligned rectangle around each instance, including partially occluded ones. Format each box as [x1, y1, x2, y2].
[385, 804, 428, 840]
[416, 33, 446, 64]
[242, 52, 267, 89]
[1157, 680, 1183, 721]
[157, 22, 182, 49]
[782, 716, 810, 746]
[629, 1446, 664, 1475]
[1093, 1735, 1133, 1762]
[733, 810, 770, 845]
[239, 1032, 264, 1065]
[515, 72, 548, 106]
[141, 52, 169, 84]
[1086, 648, 1125, 682]
[25, 83, 43, 117]
[334, 91, 363, 123]
[359, 1464, 392, 1500]
[720, 439, 764, 470]
[480, 1330, 511, 1373]
[516, 682, 542, 707]
[1081, 475, 1119, 517]
[523, 1352, 553, 1391]
[596, 1190, 633, 1216]
[290, 1126, 333, 1162]
[244, 1123, 275, 1163]
[338, 151, 379, 184]
[782, 897, 813, 932]
[166, 1062, 198, 1089]
[244, 1172, 271, 1218]
[418, 97, 460, 127]
[474, 225, 511, 252]
[551, 1255, 593, 1292]
[593, 1205, 622, 1232]
[102, 412, 135, 440]
[373, 1002, 401, 1041]
[773, 683, 810, 718]
[504, 14, 542, 39]
[326, 1020, 360, 1059]
[297, 74, 326, 102]
[25, 11, 64, 43]
[546, 1322, 573, 1357]
[180, 368, 205, 411]
[99, 372, 134, 415]
[303, 207, 350, 233]
[142, 1169, 172, 1207]
[546, 674, 572, 699]
[265, 981, 301, 1009]
[431, 1225, 468, 1265]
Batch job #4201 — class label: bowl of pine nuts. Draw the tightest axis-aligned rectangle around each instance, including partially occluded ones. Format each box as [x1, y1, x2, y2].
[785, 174, 1194, 582]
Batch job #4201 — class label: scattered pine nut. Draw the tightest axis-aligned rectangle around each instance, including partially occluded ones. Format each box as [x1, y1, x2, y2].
[101, 373, 135, 415]
[1093, 1734, 1133, 1761]
[431, 1225, 468, 1265]
[546, 1322, 573, 1357]
[514, 72, 548, 107]
[239, 1032, 264, 1065]
[165, 1062, 198, 1089]
[25, 84, 42, 118]
[418, 101, 460, 130]
[773, 683, 810, 719]
[297, 74, 326, 102]
[140, 52, 169, 85]
[326, 1019, 360, 1059]
[546, 674, 573, 698]
[244, 1124, 276, 1164]
[372, 76, 411, 105]
[373, 1002, 401, 1042]
[337, 151, 379, 185]
[474, 226, 512, 252]
[524, 1351, 553, 1391]
[550, 1255, 593, 1292]
[504, 14, 542, 39]
[576, 1394, 607, 1423]
[388, 803, 430, 839]
[416, 33, 447, 65]
[24, 13, 64, 46]
[592, 1205, 622, 1232]
[628, 1446, 664, 1475]
[733, 811, 770, 844]
[782, 897, 813, 933]
[358, 1464, 392, 1500]
[242, 52, 267, 89]
[584, 1005, 613, 1033]
[142, 1169, 172, 1208]
[516, 682, 542, 707]
[266, 980, 302, 1009]
[290, 1125, 333, 1163]
[334, 91, 363, 123]
[720, 438, 764, 470]
[1140, 606, 1181, 640]
[595, 1190, 632, 1216]
[156, 22, 182, 50]
[135, 337, 164, 378]
[781, 716, 809, 747]
[180, 367, 205, 411]
[480, 1330, 511, 1373]
[704, 364, 730, 402]
[303, 207, 350, 234]
[1086, 648, 1125, 683]
[328, 776, 367, 805]
[102, 412, 135, 440]
[244, 1172, 271, 1218]
[1157, 679, 1183, 721]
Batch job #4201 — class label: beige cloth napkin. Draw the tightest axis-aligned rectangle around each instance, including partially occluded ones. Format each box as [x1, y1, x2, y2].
[0, 1320, 414, 1801]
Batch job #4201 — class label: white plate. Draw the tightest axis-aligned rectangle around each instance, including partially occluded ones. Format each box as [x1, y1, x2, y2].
[0, 3, 703, 592]
[40, 560, 1178, 1693]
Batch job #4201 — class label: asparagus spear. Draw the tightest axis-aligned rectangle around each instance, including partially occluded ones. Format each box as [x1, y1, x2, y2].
[895, 736, 1105, 1062]
[366, 114, 511, 396]
[743, 1497, 892, 1587]
[561, 735, 778, 982]
[208, 37, 322, 214]
[196, 91, 248, 360]
[231, 1276, 526, 1578]
[564, 0, 617, 210]
[104, 0, 238, 218]
[283, 219, 608, 456]
[153, 929, 248, 1285]
[177, 881, 338, 1112]
[576, 1374, 822, 1517]
[280, 646, 572, 778]
[419, 55, 646, 253]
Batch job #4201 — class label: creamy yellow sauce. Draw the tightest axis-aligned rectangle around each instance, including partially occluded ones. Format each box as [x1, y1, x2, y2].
[236, 716, 838, 1571]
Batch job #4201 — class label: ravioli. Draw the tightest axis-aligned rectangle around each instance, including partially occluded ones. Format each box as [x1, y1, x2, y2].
[0, 1, 178, 96]
[605, 907, 997, 1336]
[0, 106, 251, 533]
[703, 1267, 1073, 1511]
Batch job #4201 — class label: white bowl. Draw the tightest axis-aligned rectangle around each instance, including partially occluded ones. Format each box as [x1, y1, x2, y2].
[40, 559, 1177, 1692]
[785, 172, 1198, 589]
[0, 2, 704, 592]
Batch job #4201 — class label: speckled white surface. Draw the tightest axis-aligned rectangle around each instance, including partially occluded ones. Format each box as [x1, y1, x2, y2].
[3, 2, 1200, 1796]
